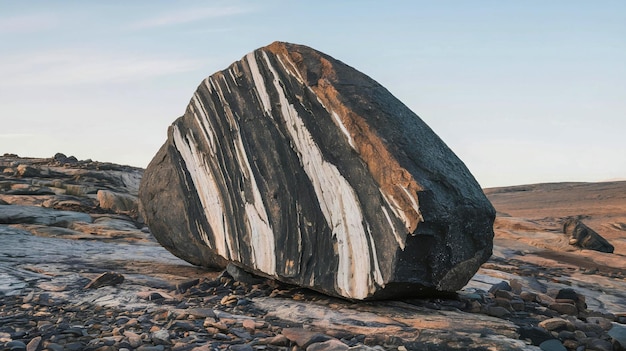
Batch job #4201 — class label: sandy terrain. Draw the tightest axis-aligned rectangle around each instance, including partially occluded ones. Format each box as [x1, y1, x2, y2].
[474, 181, 626, 314]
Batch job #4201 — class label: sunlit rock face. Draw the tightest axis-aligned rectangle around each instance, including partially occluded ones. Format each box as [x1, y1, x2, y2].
[139, 42, 495, 300]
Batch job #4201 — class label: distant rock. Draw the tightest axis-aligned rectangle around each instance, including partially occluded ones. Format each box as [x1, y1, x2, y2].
[97, 189, 139, 215]
[139, 41, 495, 300]
[563, 218, 614, 253]
[0, 154, 148, 242]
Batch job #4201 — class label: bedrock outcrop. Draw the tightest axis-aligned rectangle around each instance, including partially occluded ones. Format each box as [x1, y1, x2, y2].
[139, 41, 495, 300]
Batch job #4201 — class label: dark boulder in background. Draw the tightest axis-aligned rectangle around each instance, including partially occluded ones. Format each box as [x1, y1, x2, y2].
[563, 218, 614, 253]
[139, 41, 495, 300]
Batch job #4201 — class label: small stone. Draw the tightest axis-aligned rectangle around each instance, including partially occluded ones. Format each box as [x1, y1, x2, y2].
[45, 343, 65, 351]
[495, 290, 516, 300]
[229, 345, 254, 351]
[306, 339, 349, 351]
[486, 305, 510, 318]
[536, 294, 555, 307]
[510, 298, 525, 311]
[494, 298, 513, 310]
[549, 303, 578, 316]
[539, 318, 571, 332]
[205, 327, 219, 335]
[26, 336, 42, 351]
[65, 342, 85, 351]
[509, 279, 523, 294]
[151, 329, 171, 345]
[220, 295, 238, 306]
[137, 291, 172, 300]
[171, 321, 196, 331]
[84, 272, 124, 289]
[520, 291, 537, 302]
[214, 333, 232, 341]
[587, 338, 613, 351]
[124, 331, 142, 348]
[188, 308, 216, 319]
[608, 323, 626, 347]
[555, 288, 579, 301]
[242, 319, 256, 331]
[5, 341, 26, 351]
[226, 263, 264, 285]
[282, 328, 332, 348]
[488, 281, 511, 294]
[586, 317, 613, 331]
[176, 278, 200, 293]
[520, 326, 553, 345]
[539, 339, 566, 351]
[137, 346, 165, 351]
[467, 300, 482, 313]
[562, 340, 579, 350]
[261, 334, 289, 346]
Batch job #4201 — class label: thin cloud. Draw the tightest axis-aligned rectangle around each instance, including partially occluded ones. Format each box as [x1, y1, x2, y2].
[0, 13, 59, 34]
[0, 50, 206, 87]
[129, 6, 252, 30]
[0, 133, 36, 139]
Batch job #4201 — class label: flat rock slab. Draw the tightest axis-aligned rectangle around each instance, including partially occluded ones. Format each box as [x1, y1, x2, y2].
[140, 41, 495, 300]
[0, 204, 92, 226]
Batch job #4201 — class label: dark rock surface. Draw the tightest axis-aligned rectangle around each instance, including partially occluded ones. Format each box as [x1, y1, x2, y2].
[139, 41, 495, 300]
[563, 218, 614, 253]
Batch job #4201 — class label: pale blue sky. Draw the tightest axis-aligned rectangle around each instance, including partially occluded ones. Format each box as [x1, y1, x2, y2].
[1, 1, 624, 187]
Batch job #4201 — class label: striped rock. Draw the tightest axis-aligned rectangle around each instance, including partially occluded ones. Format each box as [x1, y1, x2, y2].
[138, 42, 495, 300]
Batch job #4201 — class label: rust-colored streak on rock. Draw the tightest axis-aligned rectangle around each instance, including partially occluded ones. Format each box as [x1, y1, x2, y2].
[268, 42, 423, 234]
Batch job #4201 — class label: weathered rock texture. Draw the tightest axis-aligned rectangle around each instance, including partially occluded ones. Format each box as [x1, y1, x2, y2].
[139, 41, 495, 300]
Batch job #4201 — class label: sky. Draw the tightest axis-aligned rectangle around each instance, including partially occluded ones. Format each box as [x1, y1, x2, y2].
[1, 1, 624, 188]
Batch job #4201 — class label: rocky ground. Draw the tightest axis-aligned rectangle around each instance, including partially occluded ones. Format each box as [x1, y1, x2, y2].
[1, 154, 625, 351]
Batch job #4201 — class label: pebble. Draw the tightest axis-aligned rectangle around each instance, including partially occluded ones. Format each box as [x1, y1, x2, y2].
[151, 329, 171, 345]
[306, 339, 350, 351]
[539, 318, 572, 332]
[282, 328, 332, 348]
[488, 281, 512, 294]
[486, 305, 511, 318]
[549, 302, 578, 316]
[608, 323, 626, 347]
[539, 339, 566, 351]
[136, 345, 165, 351]
[84, 272, 125, 289]
[520, 326, 553, 345]
[5, 340, 27, 351]
[586, 316, 613, 331]
[586, 338, 613, 351]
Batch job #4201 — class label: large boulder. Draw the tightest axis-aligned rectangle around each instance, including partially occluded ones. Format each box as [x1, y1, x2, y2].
[139, 41, 495, 300]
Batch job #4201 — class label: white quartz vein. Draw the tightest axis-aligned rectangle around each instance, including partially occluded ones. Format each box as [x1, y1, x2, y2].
[365, 223, 384, 286]
[276, 55, 305, 84]
[246, 52, 272, 115]
[209, 73, 276, 274]
[191, 94, 216, 153]
[172, 125, 232, 258]
[234, 133, 276, 275]
[261, 50, 376, 299]
[331, 111, 356, 149]
[381, 205, 405, 250]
